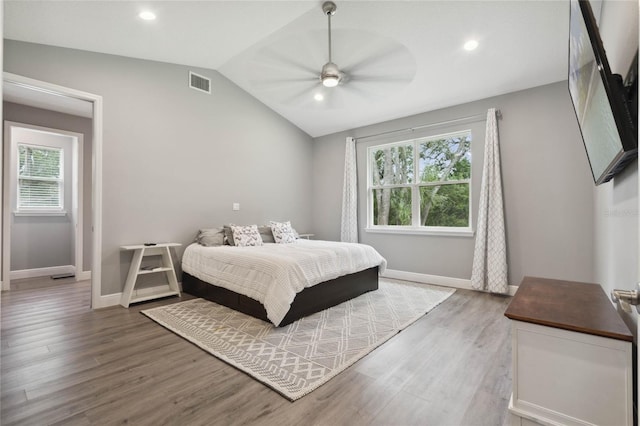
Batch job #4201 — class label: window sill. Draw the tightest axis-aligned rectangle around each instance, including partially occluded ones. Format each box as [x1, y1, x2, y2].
[365, 226, 474, 237]
[14, 210, 67, 217]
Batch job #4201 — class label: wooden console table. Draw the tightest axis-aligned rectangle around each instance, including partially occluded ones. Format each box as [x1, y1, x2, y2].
[505, 276, 633, 426]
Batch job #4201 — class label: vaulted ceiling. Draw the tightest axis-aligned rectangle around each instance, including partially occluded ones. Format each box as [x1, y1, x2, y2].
[4, 1, 570, 137]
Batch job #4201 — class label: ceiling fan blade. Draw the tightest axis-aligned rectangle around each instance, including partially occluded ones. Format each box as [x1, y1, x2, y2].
[341, 43, 415, 76]
[321, 82, 379, 109]
[347, 74, 414, 84]
[337, 84, 370, 101]
[337, 77, 414, 104]
[277, 82, 321, 106]
[253, 46, 319, 77]
[251, 76, 318, 91]
[247, 41, 321, 105]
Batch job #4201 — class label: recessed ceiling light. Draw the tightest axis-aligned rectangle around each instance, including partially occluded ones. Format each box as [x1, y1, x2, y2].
[314, 93, 324, 101]
[464, 40, 479, 51]
[139, 11, 156, 21]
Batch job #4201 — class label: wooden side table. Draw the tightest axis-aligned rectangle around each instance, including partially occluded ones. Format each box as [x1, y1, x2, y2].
[120, 243, 181, 308]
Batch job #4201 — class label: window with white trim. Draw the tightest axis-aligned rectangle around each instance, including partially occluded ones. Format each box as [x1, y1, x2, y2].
[17, 143, 64, 212]
[367, 130, 472, 233]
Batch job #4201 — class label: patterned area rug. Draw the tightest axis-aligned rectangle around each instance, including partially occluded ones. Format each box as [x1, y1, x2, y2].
[141, 279, 455, 401]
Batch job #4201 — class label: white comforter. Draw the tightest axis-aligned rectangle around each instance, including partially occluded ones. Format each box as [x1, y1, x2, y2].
[181, 239, 387, 326]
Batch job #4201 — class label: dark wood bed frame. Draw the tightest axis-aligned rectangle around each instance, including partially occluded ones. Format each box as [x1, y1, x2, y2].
[182, 266, 379, 327]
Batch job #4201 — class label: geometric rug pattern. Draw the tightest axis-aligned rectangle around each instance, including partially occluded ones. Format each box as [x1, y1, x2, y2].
[141, 279, 455, 400]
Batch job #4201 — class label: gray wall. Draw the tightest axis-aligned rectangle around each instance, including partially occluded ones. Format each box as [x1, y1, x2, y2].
[4, 102, 93, 272]
[4, 40, 314, 296]
[312, 81, 595, 287]
[593, 0, 639, 332]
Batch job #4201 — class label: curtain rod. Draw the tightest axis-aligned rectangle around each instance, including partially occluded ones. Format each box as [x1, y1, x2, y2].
[355, 109, 502, 142]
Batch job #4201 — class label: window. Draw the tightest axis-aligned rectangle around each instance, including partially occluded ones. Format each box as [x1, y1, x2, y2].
[367, 130, 472, 234]
[17, 143, 64, 212]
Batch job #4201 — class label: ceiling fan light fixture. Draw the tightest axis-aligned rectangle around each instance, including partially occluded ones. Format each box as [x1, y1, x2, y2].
[464, 40, 479, 51]
[321, 62, 341, 87]
[138, 11, 156, 21]
[322, 76, 339, 88]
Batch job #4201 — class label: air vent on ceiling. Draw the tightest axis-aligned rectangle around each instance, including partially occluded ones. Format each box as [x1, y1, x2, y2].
[189, 71, 211, 94]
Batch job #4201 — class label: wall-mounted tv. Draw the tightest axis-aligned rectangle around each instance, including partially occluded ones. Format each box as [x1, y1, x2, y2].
[568, 0, 637, 185]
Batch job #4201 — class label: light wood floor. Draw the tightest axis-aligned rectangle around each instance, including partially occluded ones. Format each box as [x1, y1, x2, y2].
[1, 277, 513, 425]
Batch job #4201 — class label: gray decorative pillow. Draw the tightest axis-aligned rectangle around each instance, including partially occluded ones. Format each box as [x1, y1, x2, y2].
[258, 226, 275, 243]
[223, 225, 235, 246]
[197, 227, 225, 247]
[231, 224, 263, 247]
[270, 221, 296, 244]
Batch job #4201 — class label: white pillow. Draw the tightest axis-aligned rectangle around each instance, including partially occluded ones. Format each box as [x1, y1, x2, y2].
[231, 225, 263, 247]
[270, 221, 296, 244]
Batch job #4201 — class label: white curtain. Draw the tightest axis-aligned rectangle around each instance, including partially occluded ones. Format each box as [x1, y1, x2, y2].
[341, 137, 358, 243]
[471, 108, 508, 294]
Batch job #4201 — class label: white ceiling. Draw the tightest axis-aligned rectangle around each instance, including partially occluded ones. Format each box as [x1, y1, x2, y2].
[4, 1, 570, 137]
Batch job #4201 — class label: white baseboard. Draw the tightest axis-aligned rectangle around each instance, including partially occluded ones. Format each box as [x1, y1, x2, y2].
[94, 282, 183, 309]
[11, 265, 75, 280]
[76, 270, 92, 281]
[381, 269, 518, 296]
[94, 292, 122, 309]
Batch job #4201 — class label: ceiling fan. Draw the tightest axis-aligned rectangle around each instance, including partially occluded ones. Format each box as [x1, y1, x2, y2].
[244, 1, 416, 108]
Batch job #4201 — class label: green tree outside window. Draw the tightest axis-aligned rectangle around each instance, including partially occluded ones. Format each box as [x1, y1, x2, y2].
[369, 131, 471, 229]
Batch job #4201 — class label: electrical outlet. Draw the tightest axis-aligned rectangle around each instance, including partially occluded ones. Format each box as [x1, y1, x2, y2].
[232, 203, 240, 211]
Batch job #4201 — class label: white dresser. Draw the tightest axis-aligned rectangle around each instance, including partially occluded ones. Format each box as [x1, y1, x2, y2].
[505, 276, 633, 426]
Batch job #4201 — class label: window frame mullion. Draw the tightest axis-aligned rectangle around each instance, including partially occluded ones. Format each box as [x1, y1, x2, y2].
[412, 139, 420, 227]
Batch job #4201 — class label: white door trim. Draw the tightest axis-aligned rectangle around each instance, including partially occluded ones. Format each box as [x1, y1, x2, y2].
[2, 72, 103, 309]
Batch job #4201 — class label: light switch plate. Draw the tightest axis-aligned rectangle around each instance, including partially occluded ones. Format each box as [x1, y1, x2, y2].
[232, 203, 240, 211]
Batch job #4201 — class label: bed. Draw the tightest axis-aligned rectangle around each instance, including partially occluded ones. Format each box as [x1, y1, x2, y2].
[181, 239, 387, 327]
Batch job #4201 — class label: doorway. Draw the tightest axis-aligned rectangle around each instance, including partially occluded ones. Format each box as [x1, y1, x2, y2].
[1, 73, 103, 308]
[4, 122, 84, 282]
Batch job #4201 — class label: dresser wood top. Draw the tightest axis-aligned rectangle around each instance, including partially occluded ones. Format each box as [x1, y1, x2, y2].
[505, 276, 633, 342]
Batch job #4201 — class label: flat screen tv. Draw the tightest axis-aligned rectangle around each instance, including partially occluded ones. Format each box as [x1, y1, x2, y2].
[568, 0, 637, 185]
